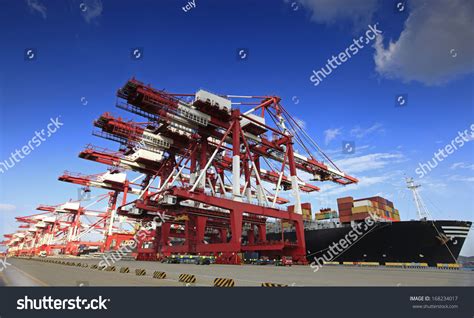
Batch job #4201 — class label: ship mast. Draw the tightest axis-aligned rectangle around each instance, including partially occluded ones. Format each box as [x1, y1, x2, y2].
[406, 177, 431, 220]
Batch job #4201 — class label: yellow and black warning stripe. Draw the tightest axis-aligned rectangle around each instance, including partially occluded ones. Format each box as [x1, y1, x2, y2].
[105, 266, 116, 272]
[436, 263, 460, 270]
[178, 273, 196, 284]
[385, 262, 404, 267]
[76, 262, 82, 267]
[358, 262, 380, 267]
[90, 264, 98, 269]
[261, 282, 288, 287]
[98, 265, 106, 271]
[119, 267, 130, 274]
[135, 268, 146, 276]
[82, 263, 88, 268]
[153, 271, 167, 279]
[404, 263, 429, 269]
[213, 278, 235, 287]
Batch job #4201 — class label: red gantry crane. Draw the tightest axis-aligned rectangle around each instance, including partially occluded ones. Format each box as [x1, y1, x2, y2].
[2, 78, 357, 263]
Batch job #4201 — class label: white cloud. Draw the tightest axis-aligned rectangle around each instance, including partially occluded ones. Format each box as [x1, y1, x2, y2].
[374, 0, 474, 85]
[350, 123, 384, 138]
[0, 204, 16, 212]
[415, 176, 449, 196]
[294, 117, 306, 129]
[81, 0, 103, 24]
[26, 0, 47, 19]
[449, 175, 474, 183]
[450, 162, 474, 170]
[324, 127, 342, 145]
[356, 175, 392, 186]
[295, 0, 378, 30]
[335, 152, 404, 173]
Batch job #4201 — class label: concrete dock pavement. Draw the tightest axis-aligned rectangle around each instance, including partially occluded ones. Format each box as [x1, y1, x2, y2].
[2, 257, 473, 287]
[3, 258, 183, 287]
[0, 272, 7, 286]
[1, 260, 48, 286]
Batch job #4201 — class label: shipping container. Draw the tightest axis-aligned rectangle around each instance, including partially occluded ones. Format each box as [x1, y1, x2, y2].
[350, 212, 371, 221]
[315, 211, 337, 220]
[338, 208, 352, 216]
[357, 196, 383, 203]
[353, 199, 373, 207]
[337, 202, 353, 210]
[371, 196, 387, 205]
[337, 197, 353, 204]
[301, 202, 312, 210]
[352, 206, 376, 214]
[338, 195, 400, 222]
[339, 216, 351, 223]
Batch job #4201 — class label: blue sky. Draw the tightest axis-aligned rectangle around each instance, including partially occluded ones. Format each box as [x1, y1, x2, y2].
[0, 0, 473, 255]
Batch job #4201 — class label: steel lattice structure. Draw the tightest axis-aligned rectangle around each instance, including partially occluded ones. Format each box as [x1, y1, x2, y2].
[2, 78, 357, 264]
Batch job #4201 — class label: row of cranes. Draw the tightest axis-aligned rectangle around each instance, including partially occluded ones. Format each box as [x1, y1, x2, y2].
[2, 192, 136, 257]
[2, 78, 357, 264]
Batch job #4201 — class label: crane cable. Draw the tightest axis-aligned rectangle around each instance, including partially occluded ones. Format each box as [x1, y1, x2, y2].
[279, 104, 342, 173]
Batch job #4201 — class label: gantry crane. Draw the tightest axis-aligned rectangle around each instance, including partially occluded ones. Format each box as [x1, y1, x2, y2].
[3, 77, 357, 263]
[72, 78, 357, 263]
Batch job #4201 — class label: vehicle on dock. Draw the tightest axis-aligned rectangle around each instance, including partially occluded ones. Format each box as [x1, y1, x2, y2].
[275, 256, 293, 266]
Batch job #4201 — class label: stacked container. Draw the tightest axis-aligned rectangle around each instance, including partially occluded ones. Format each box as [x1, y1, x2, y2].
[337, 197, 354, 223]
[337, 196, 401, 223]
[301, 202, 312, 221]
[288, 202, 313, 221]
[315, 208, 338, 220]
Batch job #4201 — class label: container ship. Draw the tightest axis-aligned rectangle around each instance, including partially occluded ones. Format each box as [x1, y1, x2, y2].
[267, 178, 472, 267]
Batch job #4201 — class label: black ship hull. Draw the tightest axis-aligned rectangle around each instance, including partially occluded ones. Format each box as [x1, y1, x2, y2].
[268, 220, 471, 266]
